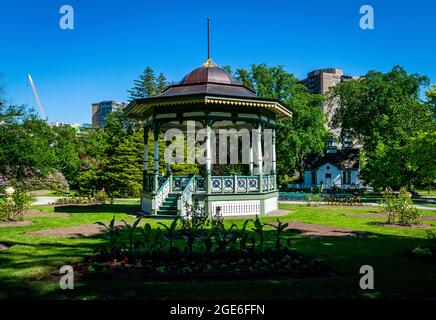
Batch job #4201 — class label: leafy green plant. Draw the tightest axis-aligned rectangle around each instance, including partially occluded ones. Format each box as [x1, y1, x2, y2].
[0, 188, 33, 221]
[137, 223, 164, 255]
[199, 228, 215, 254]
[382, 187, 421, 226]
[235, 219, 251, 251]
[95, 189, 109, 204]
[271, 219, 289, 249]
[96, 215, 122, 255]
[252, 215, 265, 249]
[158, 216, 179, 254]
[412, 247, 432, 257]
[121, 217, 142, 255]
[215, 223, 237, 254]
[180, 203, 208, 256]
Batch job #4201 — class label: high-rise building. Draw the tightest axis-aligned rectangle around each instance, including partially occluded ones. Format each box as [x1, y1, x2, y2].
[301, 68, 357, 142]
[92, 101, 126, 128]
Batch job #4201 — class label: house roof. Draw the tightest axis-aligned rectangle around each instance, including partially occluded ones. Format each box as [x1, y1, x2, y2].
[306, 148, 360, 170]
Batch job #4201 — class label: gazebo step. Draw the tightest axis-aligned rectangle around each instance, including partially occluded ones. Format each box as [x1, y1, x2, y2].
[157, 192, 178, 215]
[159, 204, 176, 210]
[156, 210, 177, 216]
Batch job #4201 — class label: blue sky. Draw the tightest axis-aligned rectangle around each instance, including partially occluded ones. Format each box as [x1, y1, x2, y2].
[0, 0, 435, 124]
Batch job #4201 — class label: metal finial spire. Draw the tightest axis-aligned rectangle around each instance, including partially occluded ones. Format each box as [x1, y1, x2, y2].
[202, 17, 217, 67]
[207, 17, 211, 60]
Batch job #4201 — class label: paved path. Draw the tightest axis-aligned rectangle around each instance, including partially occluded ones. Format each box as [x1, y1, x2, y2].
[33, 196, 62, 205]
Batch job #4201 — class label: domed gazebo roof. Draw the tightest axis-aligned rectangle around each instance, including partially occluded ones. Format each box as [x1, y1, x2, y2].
[180, 59, 237, 85]
[158, 59, 257, 98]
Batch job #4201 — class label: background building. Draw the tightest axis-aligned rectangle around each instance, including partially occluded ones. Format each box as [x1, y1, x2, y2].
[92, 101, 125, 128]
[289, 68, 364, 190]
[300, 68, 357, 139]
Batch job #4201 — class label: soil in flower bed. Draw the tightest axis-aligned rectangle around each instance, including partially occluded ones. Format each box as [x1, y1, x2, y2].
[76, 250, 335, 281]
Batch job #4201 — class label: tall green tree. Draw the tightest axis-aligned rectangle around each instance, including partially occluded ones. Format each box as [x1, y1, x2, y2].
[0, 104, 56, 184]
[127, 67, 167, 100]
[332, 66, 435, 189]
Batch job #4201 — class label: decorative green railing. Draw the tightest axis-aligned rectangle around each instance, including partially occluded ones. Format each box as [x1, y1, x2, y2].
[146, 174, 276, 195]
[179, 175, 195, 216]
[210, 175, 262, 193]
[155, 176, 170, 210]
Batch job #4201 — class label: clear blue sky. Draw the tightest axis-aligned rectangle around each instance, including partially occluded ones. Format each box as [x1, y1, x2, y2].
[0, 0, 435, 124]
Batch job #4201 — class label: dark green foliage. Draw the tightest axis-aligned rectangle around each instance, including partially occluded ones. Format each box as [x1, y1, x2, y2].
[121, 217, 142, 255]
[252, 215, 265, 249]
[332, 66, 435, 190]
[158, 216, 179, 254]
[0, 105, 57, 183]
[271, 219, 289, 249]
[96, 216, 122, 255]
[127, 67, 167, 100]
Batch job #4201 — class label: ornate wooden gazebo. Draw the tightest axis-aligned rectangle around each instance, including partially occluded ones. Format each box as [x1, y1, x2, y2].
[124, 57, 291, 217]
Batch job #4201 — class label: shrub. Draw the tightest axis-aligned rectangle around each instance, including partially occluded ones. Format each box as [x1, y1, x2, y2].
[0, 188, 33, 221]
[307, 194, 321, 207]
[382, 187, 421, 226]
[95, 189, 109, 204]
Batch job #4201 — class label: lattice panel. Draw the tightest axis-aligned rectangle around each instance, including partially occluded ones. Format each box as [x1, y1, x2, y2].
[211, 200, 260, 216]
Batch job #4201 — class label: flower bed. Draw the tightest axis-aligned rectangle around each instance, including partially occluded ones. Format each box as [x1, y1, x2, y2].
[78, 249, 332, 281]
[76, 207, 334, 281]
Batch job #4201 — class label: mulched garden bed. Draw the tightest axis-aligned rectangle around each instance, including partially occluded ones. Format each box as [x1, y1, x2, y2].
[74, 250, 335, 281]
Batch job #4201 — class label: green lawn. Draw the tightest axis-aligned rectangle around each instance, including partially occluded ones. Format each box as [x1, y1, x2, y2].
[0, 203, 435, 300]
[416, 189, 436, 197]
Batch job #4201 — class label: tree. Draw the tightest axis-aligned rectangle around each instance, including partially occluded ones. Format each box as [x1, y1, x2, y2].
[234, 64, 326, 182]
[127, 67, 165, 100]
[332, 66, 435, 189]
[51, 125, 81, 185]
[156, 72, 168, 95]
[104, 133, 143, 197]
[0, 104, 56, 185]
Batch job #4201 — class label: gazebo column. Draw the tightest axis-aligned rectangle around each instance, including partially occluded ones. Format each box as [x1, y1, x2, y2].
[249, 141, 254, 176]
[143, 127, 149, 190]
[255, 123, 263, 192]
[205, 119, 212, 193]
[272, 128, 277, 190]
[165, 140, 173, 191]
[153, 124, 159, 192]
